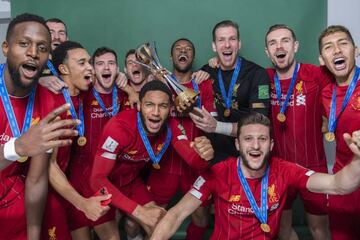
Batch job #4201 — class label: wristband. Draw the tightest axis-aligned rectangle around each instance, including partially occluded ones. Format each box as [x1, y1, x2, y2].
[3, 138, 21, 161]
[215, 121, 233, 136]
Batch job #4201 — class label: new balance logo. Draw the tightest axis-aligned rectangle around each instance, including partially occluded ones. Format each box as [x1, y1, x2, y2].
[229, 195, 241, 202]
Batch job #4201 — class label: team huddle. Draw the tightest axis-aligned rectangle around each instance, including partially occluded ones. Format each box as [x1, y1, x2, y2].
[1, 12, 360, 240]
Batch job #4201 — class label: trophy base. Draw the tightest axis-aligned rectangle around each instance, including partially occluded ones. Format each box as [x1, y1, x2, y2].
[174, 88, 199, 113]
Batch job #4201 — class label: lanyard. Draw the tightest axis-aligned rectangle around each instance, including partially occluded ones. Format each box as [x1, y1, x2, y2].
[0, 64, 36, 137]
[92, 86, 119, 117]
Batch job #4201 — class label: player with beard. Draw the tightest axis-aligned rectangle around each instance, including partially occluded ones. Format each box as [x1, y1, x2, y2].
[147, 38, 216, 240]
[41, 41, 111, 240]
[90, 80, 214, 237]
[319, 25, 360, 240]
[151, 112, 360, 240]
[67, 47, 127, 240]
[124, 49, 149, 94]
[191, 20, 270, 163]
[0, 13, 80, 240]
[264, 24, 331, 240]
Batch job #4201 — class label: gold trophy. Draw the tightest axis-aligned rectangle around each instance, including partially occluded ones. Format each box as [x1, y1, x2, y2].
[135, 42, 199, 113]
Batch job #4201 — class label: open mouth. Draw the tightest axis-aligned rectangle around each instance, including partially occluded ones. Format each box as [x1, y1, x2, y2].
[132, 70, 141, 78]
[84, 75, 92, 84]
[178, 55, 188, 63]
[102, 73, 112, 81]
[275, 51, 286, 59]
[333, 57, 346, 70]
[248, 151, 261, 158]
[21, 62, 38, 79]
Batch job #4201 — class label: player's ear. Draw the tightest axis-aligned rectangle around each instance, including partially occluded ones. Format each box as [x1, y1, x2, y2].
[59, 64, 69, 75]
[2, 41, 8, 57]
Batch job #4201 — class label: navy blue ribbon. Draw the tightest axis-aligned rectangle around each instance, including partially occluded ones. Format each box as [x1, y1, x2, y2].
[274, 63, 299, 115]
[137, 112, 171, 165]
[46, 60, 85, 137]
[92, 86, 119, 117]
[328, 66, 360, 133]
[217, 57, 241, 110]
[237, 157, 270, 225]
[0, 64, 36, 137]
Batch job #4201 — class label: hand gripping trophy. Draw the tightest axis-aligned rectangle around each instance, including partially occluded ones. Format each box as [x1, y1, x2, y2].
[135, 42, 199, 113]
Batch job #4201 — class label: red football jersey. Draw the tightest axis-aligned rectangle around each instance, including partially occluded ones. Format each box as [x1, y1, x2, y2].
[268, 64, 331, 168]
[322, 78, 360, 173]
[163, 79, 216, 175]
[190, 157, 313, 240]
[0, 86, 56, 207]
[69, 86, 127, 186]
[90, 109, 208, 214]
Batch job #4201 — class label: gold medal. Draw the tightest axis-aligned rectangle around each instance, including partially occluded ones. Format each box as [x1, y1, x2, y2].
[77, 136, 87, 146]
[260, 223, 271, 233]
[325, 132, 335, 142]
[224, 109, 231, 117]
[17, 156, 28, 163]
[152, 163, 160, 169]
[277, 113, 286, 122]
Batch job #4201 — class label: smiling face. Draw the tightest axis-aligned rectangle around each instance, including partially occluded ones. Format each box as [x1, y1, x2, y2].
[2, 21, 51, 91]
[60, 48, 93, 92]
[319, 31, 359, 85]
[235, 123, 273, 177]
[139, 90, 171, 135]
[265, 28, 298, 73]
[94, 52, 118, 92]
[171, 39, 194, 73]
[212, 26, 241, 70]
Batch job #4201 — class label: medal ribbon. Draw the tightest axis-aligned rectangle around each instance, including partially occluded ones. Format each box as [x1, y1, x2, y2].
[171, 74, 201, 108]
[191, 79, 201, 108]
[0, 64, 36, 137]
[47, 60, 85, 137]
[237, 157, 269, 225]
[274, 63, 299, 115]
[217, 57, 241, 110]
[92, 86, 119, 117]
[328, 66, 360, 133]
[137, 112, 171, 165]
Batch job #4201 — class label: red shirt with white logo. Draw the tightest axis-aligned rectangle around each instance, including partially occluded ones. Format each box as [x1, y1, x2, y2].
[90, 109, 208, 214]
[69, 86, 127, 189]
[322, 78, 360, 173]
[0, 86, 55, 207]
[190, 156, 312, 240]
[267, 64, 331, 168]
[164, 79, 215, 175]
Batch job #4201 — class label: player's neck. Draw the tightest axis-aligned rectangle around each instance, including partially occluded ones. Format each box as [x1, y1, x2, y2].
[336, 65, 357, 87]
[276, 61, 297, 80]
[173, 69, 193, 84]
[94, 81, 113, 94]
[62, 76, 80, 96]
[240, 161, 266, 179]
[4, 66, 33, 97]
[130, 80, 146, 93]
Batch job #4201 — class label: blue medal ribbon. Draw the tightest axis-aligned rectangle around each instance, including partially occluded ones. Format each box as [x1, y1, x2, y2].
[137, 112, 171, 165]
[171, 74, 201, 108]
[328, 66, 360, 133]
[217, 57, 241, 111]
[92, 86, 119, 117]
[0, 64, 36, 137]
[237, 157, 270, 225]
[46, 60, 85, 137]
[274, 63, 299, 115]
[191, 79, 201, 108]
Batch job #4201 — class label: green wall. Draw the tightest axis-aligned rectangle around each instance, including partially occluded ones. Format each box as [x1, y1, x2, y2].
[12, 0, 326, 70]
